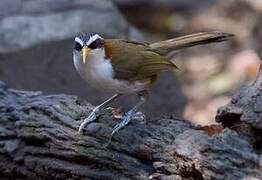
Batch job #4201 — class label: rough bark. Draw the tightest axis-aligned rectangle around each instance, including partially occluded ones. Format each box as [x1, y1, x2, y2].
[216, 64, 262, 152]
[0, 67, 261, 180]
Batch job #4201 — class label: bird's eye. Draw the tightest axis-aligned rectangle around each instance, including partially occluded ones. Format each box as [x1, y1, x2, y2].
[88, 39, 103, 49]
[74, 42, 82, 51]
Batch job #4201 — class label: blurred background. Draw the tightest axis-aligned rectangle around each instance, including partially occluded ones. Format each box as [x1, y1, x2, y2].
[0, 0, 261, 125]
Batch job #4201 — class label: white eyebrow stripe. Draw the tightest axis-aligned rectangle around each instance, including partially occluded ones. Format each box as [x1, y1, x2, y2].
[86, 34, 103, 46]
[74, 37, 84, 46]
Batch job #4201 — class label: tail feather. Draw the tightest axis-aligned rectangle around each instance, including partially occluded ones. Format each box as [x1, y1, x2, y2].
[149, 32, 233, 55]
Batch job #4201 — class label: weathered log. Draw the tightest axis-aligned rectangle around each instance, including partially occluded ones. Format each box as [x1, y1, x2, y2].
[0, 79, 261, 179]
[216, 64, 262, 152]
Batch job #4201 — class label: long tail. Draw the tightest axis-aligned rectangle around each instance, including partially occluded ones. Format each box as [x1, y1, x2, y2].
[149, 32, 233, 55]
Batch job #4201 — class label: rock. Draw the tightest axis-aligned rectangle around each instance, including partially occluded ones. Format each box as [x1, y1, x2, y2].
[216, 64, 262, 152]
[0, 0, 143, 53]
[0, 81, 261, 179]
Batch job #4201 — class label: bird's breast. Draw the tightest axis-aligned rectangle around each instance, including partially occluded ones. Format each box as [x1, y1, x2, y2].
[73, 54, 149, 94]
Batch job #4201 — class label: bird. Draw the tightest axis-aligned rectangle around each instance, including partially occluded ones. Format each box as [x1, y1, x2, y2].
[72, 32, 233, 136]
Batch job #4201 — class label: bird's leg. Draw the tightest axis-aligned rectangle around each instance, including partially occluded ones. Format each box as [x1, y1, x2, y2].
[78, 94, 121, 133]
[111, 91, 147, 136]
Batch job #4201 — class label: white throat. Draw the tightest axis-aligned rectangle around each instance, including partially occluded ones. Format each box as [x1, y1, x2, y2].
[73, 48, 114, 88]
[73, 48, 150, 93]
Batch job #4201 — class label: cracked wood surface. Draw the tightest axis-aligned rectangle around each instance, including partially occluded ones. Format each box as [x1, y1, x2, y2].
[216, 64, 262, 151]
[0, 74, 261, 179]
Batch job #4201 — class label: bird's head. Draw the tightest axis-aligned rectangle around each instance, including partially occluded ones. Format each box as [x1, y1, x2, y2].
[73, 34, 105, 64]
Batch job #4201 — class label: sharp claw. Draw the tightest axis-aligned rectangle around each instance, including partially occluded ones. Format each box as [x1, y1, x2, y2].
[112, 122, 121, 131]
[104, 136, 113, 148]
[109, 94, 146, 141]
[78, 94, 121, 134]
[111, 112, 132, 136]
[111, 127, 119, 136]
[78, 107, 101, 133]
[78, 124, 85, 133]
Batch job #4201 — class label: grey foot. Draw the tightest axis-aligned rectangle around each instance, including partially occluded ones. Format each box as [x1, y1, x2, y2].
[78, 106, 102, 133]
[104, 113, 131, 147]
[104, 112, 146, 148]
[111, 110, 145, 136]
[112, 111, 132, 136]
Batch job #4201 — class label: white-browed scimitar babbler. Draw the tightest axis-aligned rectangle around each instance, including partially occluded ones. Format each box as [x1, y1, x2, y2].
[73, 32, 233, 136]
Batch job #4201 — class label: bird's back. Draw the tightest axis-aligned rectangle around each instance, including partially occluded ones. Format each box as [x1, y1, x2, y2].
[106, 39, 176, 81]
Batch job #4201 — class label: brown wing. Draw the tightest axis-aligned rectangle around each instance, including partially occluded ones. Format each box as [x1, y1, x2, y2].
[106, 39, 177, 80]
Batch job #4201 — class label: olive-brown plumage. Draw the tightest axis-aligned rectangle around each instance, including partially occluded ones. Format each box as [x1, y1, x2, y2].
[106, 39, 177, 81]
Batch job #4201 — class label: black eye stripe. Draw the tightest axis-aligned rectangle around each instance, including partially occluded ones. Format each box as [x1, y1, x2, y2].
[74, 42, 82, 51]
[88, 39, 103, 49]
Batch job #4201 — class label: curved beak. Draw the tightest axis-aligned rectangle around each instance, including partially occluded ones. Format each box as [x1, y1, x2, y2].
[82, 47, 90, 64]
